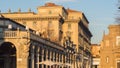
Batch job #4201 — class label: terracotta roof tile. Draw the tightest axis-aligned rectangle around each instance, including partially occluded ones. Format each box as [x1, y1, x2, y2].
[43, 2, 60, 7]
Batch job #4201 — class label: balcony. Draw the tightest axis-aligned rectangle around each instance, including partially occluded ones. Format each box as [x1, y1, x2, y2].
[0, 31, 28, 39]
[0, 31, 64, 50]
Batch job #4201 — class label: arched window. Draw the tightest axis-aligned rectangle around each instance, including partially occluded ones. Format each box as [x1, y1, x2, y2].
[106, 56, 109, 63]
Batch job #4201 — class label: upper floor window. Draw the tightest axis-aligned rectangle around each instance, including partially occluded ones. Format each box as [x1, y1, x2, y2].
[66, 31, 72, 38]
[33, 21, 37, 26]
[0, 28, 3, 32]
[68, 23, 71, 30]
[106, 56, 109, 63]
[105, 40, 109, 47]
[117, 60, 120, 68]
[0, 21, 4, 25]
[23, 22, 26, 25]
[48, 21, 53, 28]
[71, 16, 74, 19]
[116, 36, 120, 46]
[49, 10, 52, 14]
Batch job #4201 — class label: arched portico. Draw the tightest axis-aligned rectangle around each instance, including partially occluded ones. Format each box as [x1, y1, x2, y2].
[0, 42, 16, 68]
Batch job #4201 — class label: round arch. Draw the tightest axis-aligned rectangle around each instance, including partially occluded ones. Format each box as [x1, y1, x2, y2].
[0, 42, 16, 68]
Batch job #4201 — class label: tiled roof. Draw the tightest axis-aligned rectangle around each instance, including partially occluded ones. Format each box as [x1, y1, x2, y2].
[41, 2, 61, 7]
[45, 3, 57, 6]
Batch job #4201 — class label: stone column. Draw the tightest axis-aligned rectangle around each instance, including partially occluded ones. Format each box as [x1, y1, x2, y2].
[59, 54, 62, 68]
[50, 51, 52, 61]
[42, 49, 44, 68]
[56, 53, 58, 68]
[62, 54, 64, 68]
[36, 47, 40, 68]
[53, 52, 55, 61]
[49, 51, 51, 68]
[46, 50, 48, 68]
[55, 52, 57, 62]
[32, 46, 35, 68]
[17, 44, 30, 68]
[46, 50, 48, 60]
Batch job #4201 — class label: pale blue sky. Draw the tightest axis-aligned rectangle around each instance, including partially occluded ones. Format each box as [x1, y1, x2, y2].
[0, 0, 117, 44]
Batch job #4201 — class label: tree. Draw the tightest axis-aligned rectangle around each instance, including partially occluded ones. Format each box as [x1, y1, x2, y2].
[115, 0, 120, 24]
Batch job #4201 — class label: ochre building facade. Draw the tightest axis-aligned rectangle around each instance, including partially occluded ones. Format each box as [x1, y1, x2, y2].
[0, 3, 92, 68]
[91, 44, 100, 68]
[100, 25, 120, 68]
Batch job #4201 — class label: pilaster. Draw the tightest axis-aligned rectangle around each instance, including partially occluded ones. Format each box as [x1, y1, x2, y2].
[17, 44, 30, 68]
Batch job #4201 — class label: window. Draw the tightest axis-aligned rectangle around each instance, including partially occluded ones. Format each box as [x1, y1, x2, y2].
[72, 16, 74, 19]
[23, 22, 26, 25]
[33, 21, 37, 26]
[116, 36, 120, 46]
[0, 21, 4, 25]
[48, 21, 53, 28]
[48, 30, 54, 38]
[117, 60, 120, 68]
[68, 23, 71, 29]
[66, 31, 72, 38]
[8, 24, 12, 29]
[105, 40, 109, 47]
[106, 56, 109, 63]
[49, 10, 52, 14]
[0, 28, 3, 32]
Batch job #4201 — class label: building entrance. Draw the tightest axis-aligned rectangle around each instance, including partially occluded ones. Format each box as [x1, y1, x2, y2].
[0, 42, 16, 68]
[117, 60, 120, 68]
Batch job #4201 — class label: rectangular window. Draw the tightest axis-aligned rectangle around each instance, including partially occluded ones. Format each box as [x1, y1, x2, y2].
[106, 40, 109, 47]
[49, 10, 52, 14]
[117, 60, 120, 68]
[23, 22, 26, 25]
[0, 21, 4, 25]
[68, 23, 71, 29]
[0, 28, 3, 32]
[33, 21, 37, 26]
[48, 21, 52, 28]
[116, 36, 120, 46]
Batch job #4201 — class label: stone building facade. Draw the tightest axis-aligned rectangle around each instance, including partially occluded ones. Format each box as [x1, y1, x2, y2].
[0, 17, 76, 68]
[100, 25, 120, 68]
[0, 2, 92, 68]
[91, 44, 100, 68]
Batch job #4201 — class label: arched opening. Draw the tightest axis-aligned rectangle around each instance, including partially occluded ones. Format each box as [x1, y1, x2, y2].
[0, 42, 16, 68]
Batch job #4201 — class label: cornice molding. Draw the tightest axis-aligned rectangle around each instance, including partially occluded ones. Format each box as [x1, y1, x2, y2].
[65, 19, 80, 23]
[9, 16, 61, 21]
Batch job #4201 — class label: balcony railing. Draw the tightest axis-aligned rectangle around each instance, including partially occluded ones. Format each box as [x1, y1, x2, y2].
[0, 31, 29, 39]
[0, 31, 17, 38]
[0, 31, 64, 50]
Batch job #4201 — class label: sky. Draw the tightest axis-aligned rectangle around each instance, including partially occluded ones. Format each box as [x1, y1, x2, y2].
[0, 0, 118, 44]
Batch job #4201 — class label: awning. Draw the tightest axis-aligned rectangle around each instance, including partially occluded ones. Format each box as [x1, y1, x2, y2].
[36, 60, 56, 66]
[56, 62, 63, 66]
[65, 63, 72, 67]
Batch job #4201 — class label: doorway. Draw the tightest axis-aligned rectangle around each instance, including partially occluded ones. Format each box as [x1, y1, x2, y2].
[0, 42, 16, 68]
